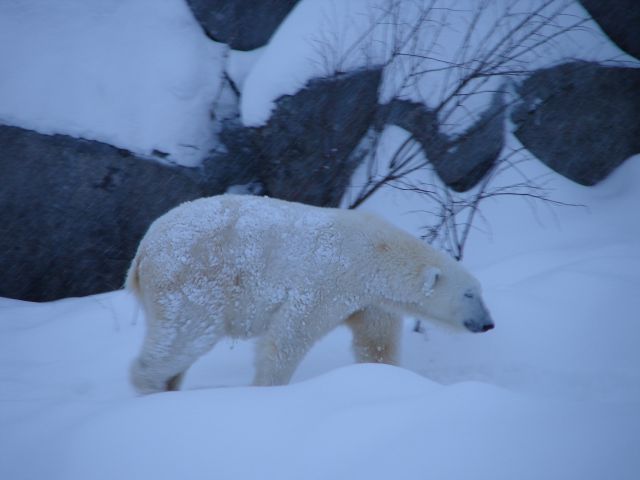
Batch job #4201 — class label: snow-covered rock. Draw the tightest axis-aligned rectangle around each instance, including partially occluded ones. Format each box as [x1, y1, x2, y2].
[378, 92, 506, 192]
[257, 69, 382, 206]
[0, 0, 229, 166]
[216, 68, 382, 207]
[241, 0, 633, 133]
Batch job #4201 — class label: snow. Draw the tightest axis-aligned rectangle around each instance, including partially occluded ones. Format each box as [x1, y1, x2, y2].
[227, 48, 265, 94]
[241, 0, 638, 133]
[0, 0, 229, 166]
[2, 1, 640, 478]
[2, 154, 640, 478]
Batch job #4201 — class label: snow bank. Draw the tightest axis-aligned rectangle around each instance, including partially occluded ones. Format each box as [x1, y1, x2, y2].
[61, 367, 640, 480]
[0, 0, 226, 166]
[2, 155, 640, 479]
[241, 0, 637, 133]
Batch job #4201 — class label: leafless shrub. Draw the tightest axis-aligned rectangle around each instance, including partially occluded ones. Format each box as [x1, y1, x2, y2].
[331, 0, 593, 257]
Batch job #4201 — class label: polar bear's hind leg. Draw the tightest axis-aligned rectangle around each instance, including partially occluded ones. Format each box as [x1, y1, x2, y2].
[131, 308, 222, 394]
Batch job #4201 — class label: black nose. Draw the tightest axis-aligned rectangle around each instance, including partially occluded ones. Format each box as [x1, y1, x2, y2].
[464, 320, 494, 333]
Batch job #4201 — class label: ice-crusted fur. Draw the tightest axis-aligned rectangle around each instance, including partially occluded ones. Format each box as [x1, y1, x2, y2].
[127, 194, 492, 392]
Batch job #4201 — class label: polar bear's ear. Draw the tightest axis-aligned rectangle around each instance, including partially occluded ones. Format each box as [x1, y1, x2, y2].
[423, 267, 441, 295]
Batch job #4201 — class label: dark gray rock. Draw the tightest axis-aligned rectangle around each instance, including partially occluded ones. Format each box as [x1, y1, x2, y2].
[379, 90, 506, 192]
[435, 92, 506, 192]
[217, 68, 383, 206]
[259, 68, 382, 206]
[0, 126, 231, 302]
[376, 99, 442, 151]
[205, 119, 264, 189]
[185, 0, 300, 50]
[512, 61, 640, 185]
[580, 0, 640, 60]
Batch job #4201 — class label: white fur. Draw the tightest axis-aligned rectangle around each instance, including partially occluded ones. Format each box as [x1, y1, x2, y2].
[127, 194, 492, 392]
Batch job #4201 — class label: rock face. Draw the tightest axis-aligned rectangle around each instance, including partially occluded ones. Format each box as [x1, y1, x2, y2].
[217, 68, 383, 206]
[579, 0, 640, 60]
[434, 92, 506, 192]
[0, 126, 227, 301]
[379, 91, 506, 192]
[259, 69, 382, 206]
[185, 0, 300, 50]
[512, 61, 640, 185]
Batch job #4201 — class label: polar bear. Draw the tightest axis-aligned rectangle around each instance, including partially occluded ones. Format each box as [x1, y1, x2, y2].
[126, 194, 493, 392]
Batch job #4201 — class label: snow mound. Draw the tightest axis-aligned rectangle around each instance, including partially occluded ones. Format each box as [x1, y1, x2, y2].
[58, 367, 637, 480]
[0, 0, 225, 166]
[241, 0, 637, 133]
[2, 156, 640, 479]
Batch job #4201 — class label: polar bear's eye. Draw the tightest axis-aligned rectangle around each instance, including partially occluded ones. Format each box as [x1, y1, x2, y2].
[464, 291, 474, 299]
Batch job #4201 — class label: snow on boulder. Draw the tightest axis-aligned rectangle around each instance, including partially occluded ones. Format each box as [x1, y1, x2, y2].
[241, 0, 635, 134]
[0, 0, 227, 166]
[241, 0, 378, 127]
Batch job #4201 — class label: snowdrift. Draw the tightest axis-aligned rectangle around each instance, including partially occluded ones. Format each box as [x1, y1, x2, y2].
[2, 157, 639, 480]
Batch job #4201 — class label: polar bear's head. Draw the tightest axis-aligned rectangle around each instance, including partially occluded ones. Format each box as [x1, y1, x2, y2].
[415, 263, 494, 333]
[365, 227, 493, 333]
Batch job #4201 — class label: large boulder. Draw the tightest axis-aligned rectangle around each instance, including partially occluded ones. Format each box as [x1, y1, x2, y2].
[379, 91, 506, 192]
[512, 61, 640, 185]
[185, 0, 300, 50]
[434, 91, 506, 192]
[217, 68, 383, 206]
[0, 126, 230, 301]
[579, 0, 640, 60]
[259, 68, 382, 206]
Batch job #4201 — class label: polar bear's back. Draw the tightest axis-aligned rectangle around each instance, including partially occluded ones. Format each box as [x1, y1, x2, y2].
[134, 195, 378, 300]
[131, 195, 390, 336]
[143, 194, 346, 258]
[137, 194, 434, 281]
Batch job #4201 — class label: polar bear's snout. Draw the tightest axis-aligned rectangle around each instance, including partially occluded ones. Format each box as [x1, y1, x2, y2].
[458, 289, 494, 333]
[464, 319, 494, 333]
[463, 307, 494, 333]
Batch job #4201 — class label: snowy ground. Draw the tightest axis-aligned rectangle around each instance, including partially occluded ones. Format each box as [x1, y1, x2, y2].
[1, 0, 639, 478]
[1, 155, 639, 480]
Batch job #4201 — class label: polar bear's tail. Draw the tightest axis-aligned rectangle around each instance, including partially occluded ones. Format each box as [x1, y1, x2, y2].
[124, 252, 141, 298]
[124, 252, 143, 326]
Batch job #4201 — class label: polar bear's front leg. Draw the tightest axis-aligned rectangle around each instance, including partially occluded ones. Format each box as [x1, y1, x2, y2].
[252, 327, 315, 386]
[346, 307, 402, 365]
[252, 308, 339, 386]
